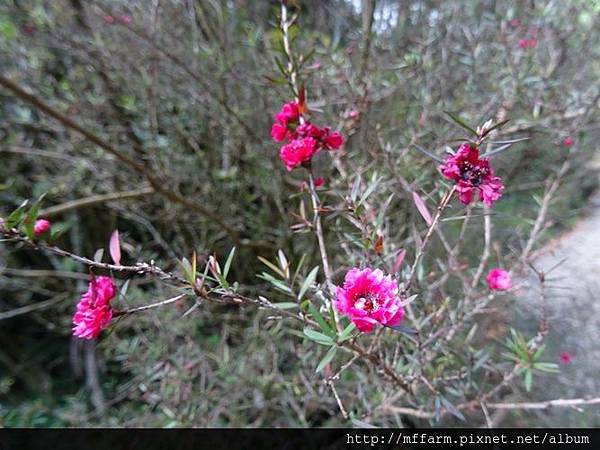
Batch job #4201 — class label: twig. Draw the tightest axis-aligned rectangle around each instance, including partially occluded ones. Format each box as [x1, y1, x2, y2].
[469, 206, 491, 290]
[383, 396, 600, 419]
[0, 294, 69, 321]
[404, 185, 456, 293]
[520, 159, 570, 264]
[115, 293, 187, 316]
[327, 380, 349, 420]
[40, 187, 154, 218]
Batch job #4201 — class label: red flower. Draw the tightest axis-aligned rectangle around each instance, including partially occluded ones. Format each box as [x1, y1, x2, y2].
[559, 352, 573, 365]
[103, 15, 115, 25]
[486, 268, 512, 291]
[562, 136, 574, 147]
[440, 144, 504, 207]
[314, 177, 326, 187]
[280, 137, 318, 171]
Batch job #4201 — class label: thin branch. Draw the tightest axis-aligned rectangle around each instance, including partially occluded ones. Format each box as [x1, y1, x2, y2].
[0, 294, 69, 321]
[383, 396, 600, 419]
[115, 293, 187, 316]
[40, 187, 154, 217]
[470, 206, 491, 290]
[404, 185, 456, 293]
[327, 380, 349, 420]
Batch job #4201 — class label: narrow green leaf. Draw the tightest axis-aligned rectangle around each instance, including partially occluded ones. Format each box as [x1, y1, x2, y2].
[6, 200, 28, 229]
[316, 346, 337, 372]
[308, 303, 335, 337]
[298, 266, 319, 301]
[337, 322, 356, 342]
[444, 111, 478, 136]
[179, 258, 194, 284]
[257, 272, 293, 294]
[292, 253, 306, 286]
[273, 302, 298, 310]
[258, 256, 286, 278]
[303, 328, 334, 345]
[23, 193, 47, 239]
[223, 247, 236, 279]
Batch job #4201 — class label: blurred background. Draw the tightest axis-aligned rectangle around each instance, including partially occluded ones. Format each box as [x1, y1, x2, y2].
[0, 0, 599, 426]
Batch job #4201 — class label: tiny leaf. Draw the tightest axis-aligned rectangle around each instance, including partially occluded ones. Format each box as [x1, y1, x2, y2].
[93, 248, 104, 263]
[412, 191, 433, 226]
[109, 229, 121, 265]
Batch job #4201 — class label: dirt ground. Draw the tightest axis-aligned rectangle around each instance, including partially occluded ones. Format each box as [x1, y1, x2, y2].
[512, 189, 600, 426]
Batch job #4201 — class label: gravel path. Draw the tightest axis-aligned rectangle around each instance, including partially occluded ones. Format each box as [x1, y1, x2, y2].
[517, 191, 600, 426]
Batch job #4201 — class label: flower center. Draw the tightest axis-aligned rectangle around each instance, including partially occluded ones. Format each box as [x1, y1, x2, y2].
[460, 161, 488, 186]
[354, 293, 380, 313]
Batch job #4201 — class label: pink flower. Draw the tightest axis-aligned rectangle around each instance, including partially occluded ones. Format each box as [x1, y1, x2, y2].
[486, 268, 512, 291]
[562, 136, 574, 147]
[348, 109, 360, 119]
[440, 144, 504, 207]
[324, 131, 344, 150]
[72, 276, 117, 339]
[297, 122, 324, 140]
[280, 137, 318, 171]
[33, 219, 51, 236]
[518, 38, 529, 49]
[314, 177, 325, 187]
[119, 15, 132, 24]
[335, 267, 405, 333]
[103, 15, 115, 25]
[271, 123, 288, 142]
[274, 102, 300, 127]
[510, 19, 521, 28]
[559, 351, 573, 365]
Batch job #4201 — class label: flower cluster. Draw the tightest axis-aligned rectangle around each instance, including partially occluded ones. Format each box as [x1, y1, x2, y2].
[271, 101, 344, 171]
[335, 267, 404, 333]
[440, 143, 504, 207]
[72, 276, 117, 340]
[518, 38, 537, 49]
